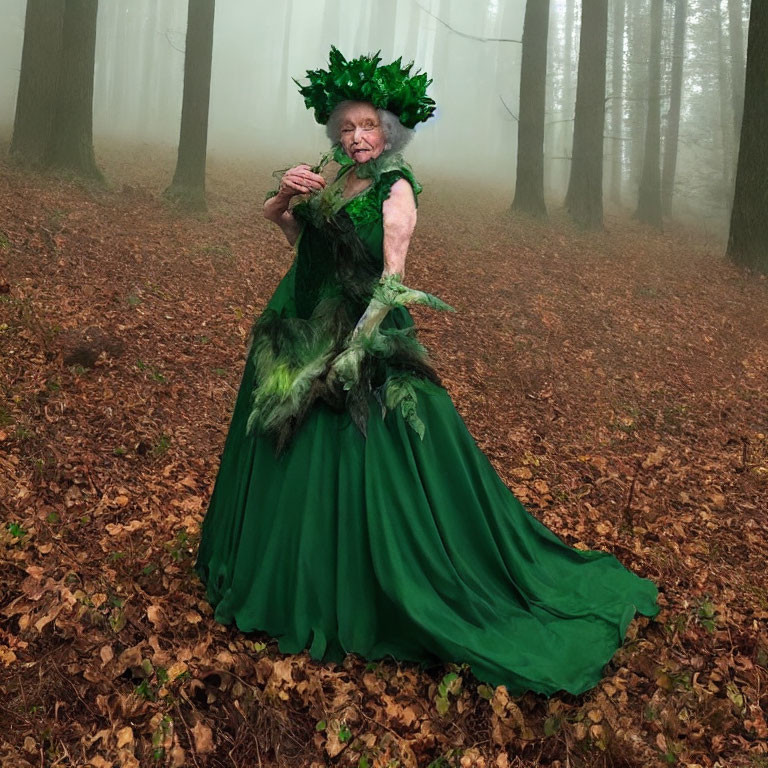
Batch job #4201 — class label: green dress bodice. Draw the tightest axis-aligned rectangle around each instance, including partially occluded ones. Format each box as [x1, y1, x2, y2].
[246, 152, 441, 454]
[266, 151, 422, 321]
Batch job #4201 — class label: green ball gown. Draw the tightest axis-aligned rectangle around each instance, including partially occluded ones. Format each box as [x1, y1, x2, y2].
[194, 151, 659, 697]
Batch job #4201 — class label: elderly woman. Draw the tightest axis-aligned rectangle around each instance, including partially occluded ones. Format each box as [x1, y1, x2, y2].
[267, 100, 417, 253]
[195, 47, 659, 697]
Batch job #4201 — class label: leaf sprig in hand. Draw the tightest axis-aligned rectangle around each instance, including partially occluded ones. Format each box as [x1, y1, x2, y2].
[372, 273, 456, 313]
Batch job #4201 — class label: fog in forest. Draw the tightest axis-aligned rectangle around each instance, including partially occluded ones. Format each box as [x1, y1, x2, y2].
[3, 3, 768, 763]
[0, 0, 750, 234]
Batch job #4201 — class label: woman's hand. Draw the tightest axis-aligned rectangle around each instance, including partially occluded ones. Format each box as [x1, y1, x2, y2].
[277, 164, 327, 199]
[264, 163, 326, 246]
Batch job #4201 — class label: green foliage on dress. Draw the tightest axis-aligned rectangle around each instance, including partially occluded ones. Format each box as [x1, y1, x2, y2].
[248, 150, 451, 455]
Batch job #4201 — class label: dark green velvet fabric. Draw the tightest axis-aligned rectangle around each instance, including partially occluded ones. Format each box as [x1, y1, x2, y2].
[194, 157, 659, 696]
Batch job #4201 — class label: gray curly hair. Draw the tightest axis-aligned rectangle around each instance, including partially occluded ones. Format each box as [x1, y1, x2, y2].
[325, 100, 415, 154]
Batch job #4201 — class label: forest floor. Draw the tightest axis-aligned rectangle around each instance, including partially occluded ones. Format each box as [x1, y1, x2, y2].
[0, 143, 767, 768]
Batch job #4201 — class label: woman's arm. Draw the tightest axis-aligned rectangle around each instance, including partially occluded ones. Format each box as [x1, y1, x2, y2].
[263, 192, 302, 246]
[381, 177, 418, 277]
[327, 180, 452, 390]
[263, 163, 326, 247]
[348, 178, 418, 340]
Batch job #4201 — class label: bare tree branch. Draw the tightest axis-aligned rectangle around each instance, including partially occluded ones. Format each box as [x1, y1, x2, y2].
[413, 0, 522, 44]
[499, 95, 519, 121]
[164, 30, 185, 54]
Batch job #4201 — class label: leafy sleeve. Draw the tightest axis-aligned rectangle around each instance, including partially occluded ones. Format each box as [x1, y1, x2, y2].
[379, 164, 423, 209]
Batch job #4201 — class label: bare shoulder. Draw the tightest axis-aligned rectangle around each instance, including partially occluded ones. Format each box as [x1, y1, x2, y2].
[383, 177, 417, 214]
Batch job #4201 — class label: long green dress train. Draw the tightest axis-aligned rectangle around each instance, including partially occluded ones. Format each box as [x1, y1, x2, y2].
[194, 152, 659, 697]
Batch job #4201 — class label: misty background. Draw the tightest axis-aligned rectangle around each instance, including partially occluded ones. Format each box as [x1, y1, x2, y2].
[0, 0, 748, 232]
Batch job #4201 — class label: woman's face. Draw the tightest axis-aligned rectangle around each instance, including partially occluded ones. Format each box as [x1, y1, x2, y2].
[339, 102, 386, 164]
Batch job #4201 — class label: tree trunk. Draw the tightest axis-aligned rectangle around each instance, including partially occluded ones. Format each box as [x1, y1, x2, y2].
[45, 0, 101, 177]
[148, 3, 171, 140]
[716, 0, 735, 203]
[565, 0, 608, 230]
[276, 0, 293, 120]
[10, 0, 65, 166]
[727, 0, 768, 272]
[369, 0, 396, 59]
[727, 0, 746, 138]
[321, 0, 340, 56]
[563, 0, 575, 114]
[544, 2, 557, 197]
[635, 0, 663, 228]
[355, 3, 371, 51]
[609, 0, 625, 206]
[428, 0, 451, 166]
[560, 0, 575, 176]
[661, 0, 686, 216]
[628, 2, 647, 194]
[167, 0, 216, 210]
[103, 0, 125, 132]
[138, 1, 159, 138]
[404, 0, 421, 59]
[513, 0, 550, 217]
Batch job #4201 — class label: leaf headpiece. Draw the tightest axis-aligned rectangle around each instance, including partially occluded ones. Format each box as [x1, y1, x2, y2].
[294, 46, 436, 129]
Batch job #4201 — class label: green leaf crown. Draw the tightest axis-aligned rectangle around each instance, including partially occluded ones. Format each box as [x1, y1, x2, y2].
[294, 46, 436, 129]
